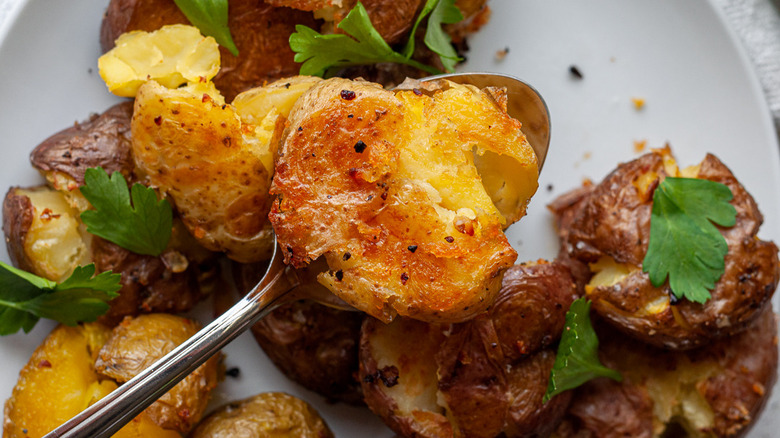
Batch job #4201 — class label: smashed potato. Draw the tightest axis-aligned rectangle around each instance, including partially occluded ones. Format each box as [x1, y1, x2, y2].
[3, 314, 219, 437]
[190, 392, 334, 438]
[270, 78, 538, 322]
[359, 262, 575, 437]
[555, 309, 778, 438]
[131, 76, 320, 263]
[551, 149, 779, 349]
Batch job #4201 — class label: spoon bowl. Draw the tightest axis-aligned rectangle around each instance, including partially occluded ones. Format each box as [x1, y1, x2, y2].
[44, 72, 551, 438]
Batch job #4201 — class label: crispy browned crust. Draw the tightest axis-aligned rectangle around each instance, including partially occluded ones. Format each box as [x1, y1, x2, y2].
[558, 309, 778, 438]
[101, 0, 319, 101]
[2, 187, 34, 273]
[551, 151, 779, 349]
[30, 102, 135, 185]
[360, 262, 576, 437]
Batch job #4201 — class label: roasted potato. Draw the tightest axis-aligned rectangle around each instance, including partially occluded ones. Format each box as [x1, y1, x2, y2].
[234, 260, 364, 405]
[131, 76, 321, 263]
[270, 77, 538, 323]
[359, 261, 575, 437]
[101, 0, 319, 101]
[190, 392, 334, 438]
[555, 309, 778, 438]
[3, 314, 219, 437]
[551, 148, 779, 349]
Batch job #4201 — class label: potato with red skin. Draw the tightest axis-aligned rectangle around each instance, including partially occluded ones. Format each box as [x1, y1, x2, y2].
[359, 261, 575, 438]
[556, 309, 778, 438]
[551, 149, 779, 349]
[270, 77, 538, 323]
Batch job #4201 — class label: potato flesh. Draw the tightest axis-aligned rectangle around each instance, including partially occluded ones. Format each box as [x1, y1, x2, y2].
[99, 24, 220, 98]
[2, 324, 179, 438]
[17, 187, 90, 282]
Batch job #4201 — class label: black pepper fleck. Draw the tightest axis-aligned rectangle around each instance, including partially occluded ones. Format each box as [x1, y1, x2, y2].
[354, 140, 367, 153]
[335, 270, 344, 281]
[408, 245, 418, 253]
[348, 114, 354, 118]
[225, 367, 240, 378]
[343, 252, 351, 261]
[400, 272, 409, 284]
[298, 126, 303, 132]
[569, 65, 584, 79]
[444, 236, 455, 243]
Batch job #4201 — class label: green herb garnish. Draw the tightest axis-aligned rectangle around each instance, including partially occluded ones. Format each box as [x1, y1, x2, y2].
[290, 1, 463, 77]
[173, 0, 239, 56]
[0, 263, 120, 335]
[642, 177, 736, 304]
[543, 298, 621, 402]
[80, 167, 173, 257]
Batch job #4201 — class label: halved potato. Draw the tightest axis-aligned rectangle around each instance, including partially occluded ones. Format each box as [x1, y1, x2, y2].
[270, 77, 538, 323]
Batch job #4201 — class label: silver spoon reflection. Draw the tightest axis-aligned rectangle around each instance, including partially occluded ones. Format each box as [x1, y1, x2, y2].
[44, 72, 550, 438]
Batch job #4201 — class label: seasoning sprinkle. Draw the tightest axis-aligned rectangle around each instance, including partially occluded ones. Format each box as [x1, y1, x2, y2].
[340, 90, 356, 100]
[354, 140, 367, 153]
[407, 245, 418, 253]
[335, 270, 344, 281]
[444, 236, 455, 243]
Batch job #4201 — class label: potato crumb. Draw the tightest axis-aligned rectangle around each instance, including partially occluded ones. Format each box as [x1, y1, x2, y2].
[495, 47, 510, 61]
[631, 97, 646, 110]
[634, 140, 647, 153]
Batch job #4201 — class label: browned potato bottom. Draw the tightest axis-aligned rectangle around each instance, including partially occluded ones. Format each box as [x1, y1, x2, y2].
[551, 148, 779, 349]
[359, 261, 576, 438]
[190, 392, 334, 438]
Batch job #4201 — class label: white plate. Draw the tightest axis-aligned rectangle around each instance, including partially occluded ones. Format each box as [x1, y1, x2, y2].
[0, 1, 778, 436]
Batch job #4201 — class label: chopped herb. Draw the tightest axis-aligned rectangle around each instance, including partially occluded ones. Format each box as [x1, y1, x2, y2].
[0, 263, 120, 335]
[173, 0, 239, 56]
[544, 298, 621, 402]
[642, 177, 736, 303]
[80, 167, 173, 257]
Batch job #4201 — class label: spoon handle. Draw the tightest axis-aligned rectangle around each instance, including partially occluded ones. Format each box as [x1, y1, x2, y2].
[43, 245, 297, 438]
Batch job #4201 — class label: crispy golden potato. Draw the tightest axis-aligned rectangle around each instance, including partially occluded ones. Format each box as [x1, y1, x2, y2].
[95, 314, 219, 431]
[270, 78, 538, 323]
[359, 262, 575, 437]
[100, 0, 319, 101]
[234, 260, 364, 405]
[190, 392, 334, 438]
[551, 149, 779, 349]
[3, 314, 218, 437]
[131, 77, 320, 263]
[555, 309, 778, 438]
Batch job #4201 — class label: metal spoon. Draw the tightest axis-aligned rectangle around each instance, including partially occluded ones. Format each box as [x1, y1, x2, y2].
[43, 72, 550, 438]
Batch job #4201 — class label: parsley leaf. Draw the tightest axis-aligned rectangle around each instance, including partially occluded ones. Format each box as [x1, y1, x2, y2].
[0, 263, 120, 335]
[289, 1, 460, 77]
[642, 177, 736, 304]
[423, 0, 463, 72]
[401, 0, 438, 58]
[543, 298, 622, 402]
[80, 167, 173, 257]
[173, 0, 239, 56]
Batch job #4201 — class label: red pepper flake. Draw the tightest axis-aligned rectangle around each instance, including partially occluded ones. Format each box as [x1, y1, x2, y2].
[400, 272, 409, 285]
[178, 408, 191, 419]
[348, 168, 358, 178]
[340, 90, 356, 100]
[154, 116, 162, 126]
[202, 94, 211, 103]
[343, 252, 351, 261]
[335, 270, 344, 281]
[39, 208, 61, 221]
[413, 88, 422, 96]
[38, 359, 52, 368]
[354, 140, 367, 153]
[444, 236, 455, 243]
[407, 245, 418, 253]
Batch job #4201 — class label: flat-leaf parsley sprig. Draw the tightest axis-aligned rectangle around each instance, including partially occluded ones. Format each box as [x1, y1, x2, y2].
[642, 177, 736, 304]
[0, 263, 120, 335]
[544, 298, 622, 402]
[173, 0, 239, 56]
[290, 0, 463, 77]
[80, 167, 173, 257]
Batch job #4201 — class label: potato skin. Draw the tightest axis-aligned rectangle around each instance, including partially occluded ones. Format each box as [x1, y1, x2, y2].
[2, 187, 35, 274]
[234, 261, 365, 405]
[556, 309, 778, 438]
[190, 392, 334, 438]
[553, 151, 779, 349]
[270, 78, 537, 323]
[359, 262, 575, 437]
[101, 0, 319, 101]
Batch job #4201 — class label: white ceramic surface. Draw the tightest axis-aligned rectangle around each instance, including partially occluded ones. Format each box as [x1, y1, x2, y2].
[0, 1, 778, 436]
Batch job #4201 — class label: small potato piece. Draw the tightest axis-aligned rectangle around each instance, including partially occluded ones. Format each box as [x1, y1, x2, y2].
[95, 314, 219, 432]
[359, 262, 575, 437]
[271, 78, 538, 323]
[552, 149, 779, 349]
[190, 392, 334, 438]
[99, 24, 220, 97]
[557, 309, 778, 438]
[2, 186, 90, 282]
[132, 77, 319, 262]
[2, 323, 182, 438]
[100, 0, 319, 101]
